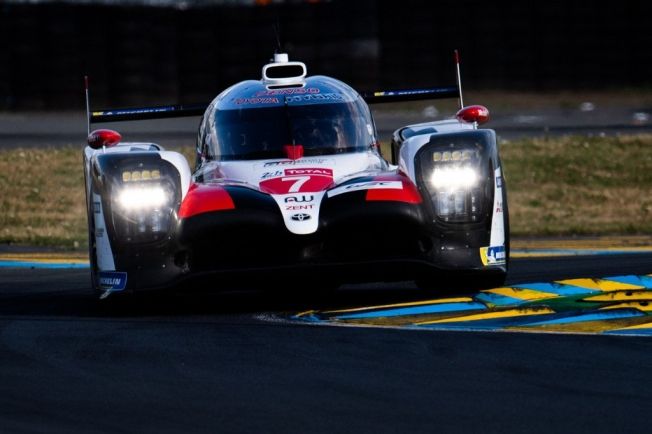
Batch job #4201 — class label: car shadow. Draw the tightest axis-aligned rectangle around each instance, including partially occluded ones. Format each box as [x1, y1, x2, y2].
[4, 254, 650, 319]
[0, 268, 456, 319]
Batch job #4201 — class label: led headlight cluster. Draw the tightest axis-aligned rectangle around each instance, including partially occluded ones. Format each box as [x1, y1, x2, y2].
[122, 169, 161, 182]
[427, 164, 480, 222]
[428, 162, 482, 222]
[112, 166, 178, 242]
[416, 132, 491, 224]
[431, 150, 478, 162]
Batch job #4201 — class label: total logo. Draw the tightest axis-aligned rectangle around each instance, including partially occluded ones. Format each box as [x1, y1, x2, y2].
[285, 168, 332, 176]
[259, 167, 334, 194]
[291, 213, 311, 222]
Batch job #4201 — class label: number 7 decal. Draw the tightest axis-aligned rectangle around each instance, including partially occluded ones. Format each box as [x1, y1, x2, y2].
[259, 168, 334, 194]
[282, 176, 310, 193]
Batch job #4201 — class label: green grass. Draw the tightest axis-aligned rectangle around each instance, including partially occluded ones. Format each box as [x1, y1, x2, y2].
[0, 135, 651, 248]
[501, 135, 652, 235]
[0, 148, 87, 248]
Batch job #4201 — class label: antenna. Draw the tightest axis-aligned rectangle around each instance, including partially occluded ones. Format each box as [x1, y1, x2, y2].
[84, 75, 91, 136]
[274, 21, 283, 53]
[454, 49, 464, 109]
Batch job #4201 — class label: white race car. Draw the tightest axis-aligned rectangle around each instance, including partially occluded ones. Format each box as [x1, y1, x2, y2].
[83, 52, 508, 297]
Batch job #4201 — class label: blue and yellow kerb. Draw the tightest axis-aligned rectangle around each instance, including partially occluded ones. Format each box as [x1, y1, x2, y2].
[294, 274, 652, 336]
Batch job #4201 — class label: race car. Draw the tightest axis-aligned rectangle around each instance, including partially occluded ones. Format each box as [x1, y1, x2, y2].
[83, 52, 509, 297]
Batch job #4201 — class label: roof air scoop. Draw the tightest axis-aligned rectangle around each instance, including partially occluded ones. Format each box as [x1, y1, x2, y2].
[262, 53, 307, 88]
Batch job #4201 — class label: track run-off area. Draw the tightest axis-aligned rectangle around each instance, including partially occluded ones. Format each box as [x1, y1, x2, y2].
[1, 238, 652, 433]
[2, 237, 652, 337]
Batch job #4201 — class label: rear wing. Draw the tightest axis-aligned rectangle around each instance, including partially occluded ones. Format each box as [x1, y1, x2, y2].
[88, 85, 459, 124]
[87, 50, 465, 126]
[90, 103, 207, 123]
[361, 85, 459, 104]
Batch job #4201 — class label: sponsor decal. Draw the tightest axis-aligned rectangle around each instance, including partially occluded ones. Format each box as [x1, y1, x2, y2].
[261, 171, 284, 179]
[98, 271, 127, 291]
[95, 228, 105, 238]
[286, 93, 345, 103]
[495, 201, 503, 214]
[285, 168, 332, 177]
[263, 158, 328, 167]
[259, 168, 334, 194]
[286, 204, 314, 211]
[480, 246, 506, 266]
[93, 201, 101, 214]
[489, 246, 506, 262]
[99, 107, 172, 116]
[271, 191, 326, 235]
[327, 181, 403, 198]
[255, 87, 320, 97]
[284, 195, 314, 203]
[496, 176, 503, 188]
[233, 97, 280, 105]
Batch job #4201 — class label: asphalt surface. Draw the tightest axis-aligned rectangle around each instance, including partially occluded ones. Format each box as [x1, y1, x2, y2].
[1, 254, 652, 433]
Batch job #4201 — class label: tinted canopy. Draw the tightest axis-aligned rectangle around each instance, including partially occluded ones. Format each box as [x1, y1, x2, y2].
[203, 77, 376, 161]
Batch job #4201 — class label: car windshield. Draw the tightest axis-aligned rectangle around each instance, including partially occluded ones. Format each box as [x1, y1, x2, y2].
[210, 100, 373, 160]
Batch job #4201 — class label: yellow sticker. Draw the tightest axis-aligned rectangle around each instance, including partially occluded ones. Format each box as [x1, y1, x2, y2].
[479, 247, 489, 266]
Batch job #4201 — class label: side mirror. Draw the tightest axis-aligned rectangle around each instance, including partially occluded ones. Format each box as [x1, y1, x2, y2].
[456, 105, 490, 125]
[88, 129, 121, 149]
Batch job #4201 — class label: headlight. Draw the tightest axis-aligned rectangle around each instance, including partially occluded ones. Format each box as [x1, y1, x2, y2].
[95, 152, 182, 245]
[427, 163, 483, 222]
[115, 184, 174, 239]
[112, 167, 179, 242]
[118, 185, 169, 210]
[430, 166, 478, 189]
[415, 131, 495, 224]
[426, 158, 483, 223]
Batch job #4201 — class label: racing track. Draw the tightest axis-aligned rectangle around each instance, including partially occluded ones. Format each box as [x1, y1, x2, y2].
[2, 109, 652, 150]
[1, 253, 652, 433]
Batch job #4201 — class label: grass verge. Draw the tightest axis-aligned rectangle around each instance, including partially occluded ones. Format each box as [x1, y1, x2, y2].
[501, 134, 652, 235]
[0, 135, 650, 248]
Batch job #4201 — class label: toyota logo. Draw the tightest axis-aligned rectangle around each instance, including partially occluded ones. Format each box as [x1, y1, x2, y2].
[291, 213, 311, 221]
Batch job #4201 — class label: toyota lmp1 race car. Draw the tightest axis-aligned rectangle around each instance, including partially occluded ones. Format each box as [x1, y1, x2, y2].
[83, 52, 509, 298]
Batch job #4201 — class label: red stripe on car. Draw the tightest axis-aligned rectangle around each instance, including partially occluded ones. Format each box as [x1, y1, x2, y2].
[178, 183, 235, 218]
[365, 175, 422, 204]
